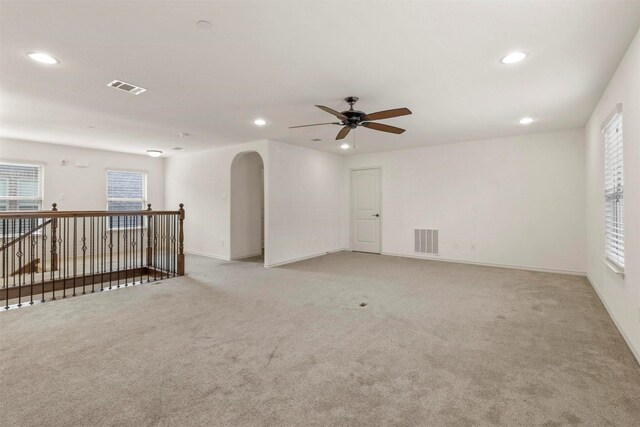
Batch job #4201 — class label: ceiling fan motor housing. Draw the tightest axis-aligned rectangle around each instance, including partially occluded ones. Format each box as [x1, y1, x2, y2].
[342, 109, 366, 128]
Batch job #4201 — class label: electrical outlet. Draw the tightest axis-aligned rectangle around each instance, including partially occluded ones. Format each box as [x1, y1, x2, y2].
[470, 244, 476, 251]
[220, 239, 225, 247]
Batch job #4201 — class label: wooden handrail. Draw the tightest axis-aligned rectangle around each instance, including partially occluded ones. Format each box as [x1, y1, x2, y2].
[0, 219, 52, 252]
[0, 209, 179, 219]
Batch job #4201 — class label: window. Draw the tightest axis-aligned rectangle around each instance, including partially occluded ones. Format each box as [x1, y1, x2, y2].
[0, 162, 43, 212]
[0, 162, 43, 236]
[603, 105, 624, 270]
[106, 170, 146, 229]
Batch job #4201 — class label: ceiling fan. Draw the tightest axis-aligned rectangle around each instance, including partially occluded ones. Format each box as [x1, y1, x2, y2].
[289, 96, 412, 140]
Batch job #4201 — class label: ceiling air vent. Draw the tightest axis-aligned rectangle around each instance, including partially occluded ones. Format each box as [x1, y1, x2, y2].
[107, 80, 146, 95]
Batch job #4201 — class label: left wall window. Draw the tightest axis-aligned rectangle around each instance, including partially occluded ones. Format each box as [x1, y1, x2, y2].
[0, 162, 43, 212]
[0, 162, 43, 236]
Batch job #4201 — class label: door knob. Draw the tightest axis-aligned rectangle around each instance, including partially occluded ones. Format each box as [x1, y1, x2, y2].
[373, 214, 380, 217]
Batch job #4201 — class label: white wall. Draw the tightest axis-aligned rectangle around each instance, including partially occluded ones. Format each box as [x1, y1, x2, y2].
[585, 29, 640, 361]
[265, 140, 347, 266]
[230, 151, 263, 260]
[164, 140, 347, 267]
[0, 138, 165, 211]
[345, 128, 587, 274]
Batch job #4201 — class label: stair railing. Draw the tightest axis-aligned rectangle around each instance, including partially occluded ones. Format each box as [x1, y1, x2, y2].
[0, 203, 185, 309]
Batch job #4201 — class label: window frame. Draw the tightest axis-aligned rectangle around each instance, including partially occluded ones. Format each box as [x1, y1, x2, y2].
[0, 161, 44, 212]
[601, 104, 624, 273]
[105, 169, 148, 230]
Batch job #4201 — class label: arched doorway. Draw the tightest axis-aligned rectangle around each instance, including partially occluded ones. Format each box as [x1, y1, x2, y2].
[230, 151, 265, 264]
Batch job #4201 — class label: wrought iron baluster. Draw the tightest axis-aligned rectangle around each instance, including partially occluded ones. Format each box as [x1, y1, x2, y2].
[82, 217, 86, 295]
[3, 219, 8, 309]
[139, 214, 143, 284]
[41, 219, 47, 303]
[72, 217, 77, 297]
[17, 218, 23, 307]
[29, 218, 35, 305]
[116, 215, 120, 288]
[109, 216, 113, 290]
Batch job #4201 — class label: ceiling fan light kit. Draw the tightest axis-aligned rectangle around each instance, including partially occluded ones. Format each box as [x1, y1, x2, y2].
[290, 96, 412, 141]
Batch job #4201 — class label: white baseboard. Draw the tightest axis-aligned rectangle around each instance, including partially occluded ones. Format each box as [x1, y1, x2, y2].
[231, 252, 263, 261]
[586, 275, 640, 366]
[380, 251, 586, 276]
[184, 250, 231, 261]
[265, 248, 348, 268]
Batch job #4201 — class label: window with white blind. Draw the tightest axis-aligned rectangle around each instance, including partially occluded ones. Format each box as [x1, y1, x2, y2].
[0, 162, 43, 212]
[106, 170, 146, 229]
[0, 162, 43, 236]
[602, 105, 624, 271]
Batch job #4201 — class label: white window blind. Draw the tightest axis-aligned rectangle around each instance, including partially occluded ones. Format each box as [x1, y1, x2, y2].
[603, 108, 624, 270]
[0, 162, 43, 212]
[106, 170, 146, 228]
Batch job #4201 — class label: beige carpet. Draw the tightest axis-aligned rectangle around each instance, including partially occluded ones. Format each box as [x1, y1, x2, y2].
[1, 252, 639, 426]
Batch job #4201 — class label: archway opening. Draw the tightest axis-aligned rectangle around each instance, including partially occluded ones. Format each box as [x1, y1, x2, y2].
[230, 151, 265, 264]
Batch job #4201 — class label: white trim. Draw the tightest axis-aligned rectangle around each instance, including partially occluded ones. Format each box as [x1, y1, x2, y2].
[586, 275, 640, 367]
[381, 251, 586, 276]
[602, 257, 625, 276]
[264, 248, 348, 268]
[231, 252, 263, 261]
[185, 250, 231, 261]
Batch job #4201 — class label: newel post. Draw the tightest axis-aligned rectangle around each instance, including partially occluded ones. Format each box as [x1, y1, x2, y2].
[177, 204, 185, 276]
[146, 204, 152, 267]
[51, 203, 58, 271]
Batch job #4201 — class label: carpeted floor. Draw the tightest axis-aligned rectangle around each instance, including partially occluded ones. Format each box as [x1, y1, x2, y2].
[1, 252, 639, 426]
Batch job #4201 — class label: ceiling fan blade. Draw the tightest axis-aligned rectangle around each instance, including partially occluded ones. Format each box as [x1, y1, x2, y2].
[362, 108, 412, 121]
[315, 105, 348, 121]
[361, 122, 406, 134]
[289, 122, 341, 129]
[336, 126, 351, 140]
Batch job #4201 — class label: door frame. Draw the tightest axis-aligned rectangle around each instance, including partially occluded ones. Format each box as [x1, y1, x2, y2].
[349, 166, 383, 253]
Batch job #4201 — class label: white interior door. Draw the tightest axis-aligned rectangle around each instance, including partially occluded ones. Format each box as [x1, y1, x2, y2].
[351, 168, 381, 253]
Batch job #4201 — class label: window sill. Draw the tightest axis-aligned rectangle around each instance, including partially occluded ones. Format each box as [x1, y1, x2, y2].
[602, 258, 625, 277]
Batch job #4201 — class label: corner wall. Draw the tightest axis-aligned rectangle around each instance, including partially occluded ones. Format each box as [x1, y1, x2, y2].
[0, 138, 165, 210]
[585, 29, 640, 361]
[345, 128, 587, 274]
[164, 140, 347, 267]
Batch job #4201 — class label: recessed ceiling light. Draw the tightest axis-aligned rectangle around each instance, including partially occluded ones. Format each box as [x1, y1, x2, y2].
[340, 143, 350, 150]
[27, 52, 59, 65]
[311, 138, 322, 142]
[172, 147, 184, 150]
[147, 150, 163, 157]
[254, 118, 267, 126]
[501, 51, 528, 64]
[519, 117, 535, 125]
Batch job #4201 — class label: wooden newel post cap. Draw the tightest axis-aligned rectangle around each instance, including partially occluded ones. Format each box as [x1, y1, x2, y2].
[52, 203, 58, 211]
[179, 203, 185, 219]
[147, 203, 152, 211]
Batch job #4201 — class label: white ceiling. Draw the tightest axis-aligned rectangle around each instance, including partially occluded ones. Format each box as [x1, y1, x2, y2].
[1, 1, 639, 156]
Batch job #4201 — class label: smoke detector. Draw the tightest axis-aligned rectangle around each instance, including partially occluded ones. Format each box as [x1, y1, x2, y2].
[107, 80, 146, 95]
